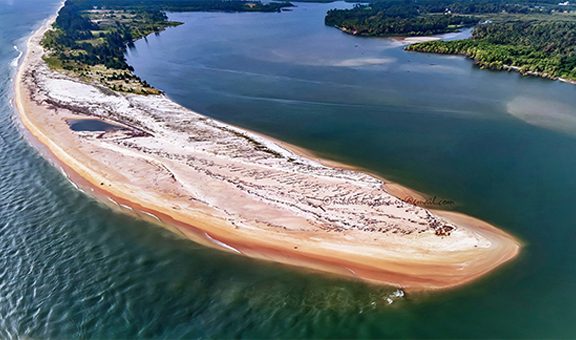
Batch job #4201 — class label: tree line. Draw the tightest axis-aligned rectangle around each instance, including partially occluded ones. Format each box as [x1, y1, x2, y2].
[406, 20, 576, 80]
[41, 0, 294, 73]
[72, 0, 293, 12]
[324, 0, 571, 36]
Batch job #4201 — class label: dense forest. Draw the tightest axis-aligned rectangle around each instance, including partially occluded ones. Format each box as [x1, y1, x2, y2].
[325, 1, 476, 36]
[325, 4, 479, 36]
[41, 0, 293, 94]
[406, 19, 576, 81]
[324, 0, 572, 36]
[72, 0, 293, 12]
[324, 0, 576, 82]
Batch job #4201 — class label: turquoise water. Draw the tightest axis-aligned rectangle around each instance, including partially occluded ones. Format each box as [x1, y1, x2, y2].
[2, 0, 576, 337]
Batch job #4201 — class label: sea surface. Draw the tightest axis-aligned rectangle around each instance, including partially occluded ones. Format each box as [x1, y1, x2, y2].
[2, 0, 576, 337]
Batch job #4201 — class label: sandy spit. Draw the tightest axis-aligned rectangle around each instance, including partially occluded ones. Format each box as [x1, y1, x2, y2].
[14, 16, 521, 291]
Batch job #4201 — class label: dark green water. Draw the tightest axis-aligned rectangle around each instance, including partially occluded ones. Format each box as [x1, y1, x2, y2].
[67, 119, 123, 132]
[2, 0, 576, 337]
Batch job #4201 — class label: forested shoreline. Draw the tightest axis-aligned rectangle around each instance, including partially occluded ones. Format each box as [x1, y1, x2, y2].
[405, 10, 576, 81]
[324, 0, 576, 83]
[325, 1, 481, 36]
[41, 0, 293, 94]
[324, 0, 572, 36]
[406, 20, 576, 81]
[41, 0, 576, 90]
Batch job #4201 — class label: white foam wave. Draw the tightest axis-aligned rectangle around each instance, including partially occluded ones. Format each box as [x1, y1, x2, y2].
[107, 197, 119, 207]
[119, 204, 133, 211]
[384, 289, 405, 305]
[204, 233, 242, 254]
[141, 210, 160, 221]
[10, 45, 23, 68]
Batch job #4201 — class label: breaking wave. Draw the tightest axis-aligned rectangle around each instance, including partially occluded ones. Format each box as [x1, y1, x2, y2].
[10, 45, 22, 68]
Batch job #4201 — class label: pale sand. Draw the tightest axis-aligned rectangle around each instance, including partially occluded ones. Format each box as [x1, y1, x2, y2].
[398, 36, 442, 45]
[14, 17, 521, 291]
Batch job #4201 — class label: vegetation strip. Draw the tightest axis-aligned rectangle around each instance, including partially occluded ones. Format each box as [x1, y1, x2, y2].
[41, 0, 293, 94]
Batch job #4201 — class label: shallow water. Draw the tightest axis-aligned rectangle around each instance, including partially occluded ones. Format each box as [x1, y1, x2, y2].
[1, 0, 576, 337]
[67, 119, 122, 132]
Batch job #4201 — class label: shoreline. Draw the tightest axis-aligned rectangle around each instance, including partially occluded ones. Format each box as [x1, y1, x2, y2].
[14, 14, 521, 291]
[406, 45, 576, 87]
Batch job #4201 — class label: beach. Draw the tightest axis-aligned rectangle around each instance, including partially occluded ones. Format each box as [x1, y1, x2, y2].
[14, 16, 521, 291]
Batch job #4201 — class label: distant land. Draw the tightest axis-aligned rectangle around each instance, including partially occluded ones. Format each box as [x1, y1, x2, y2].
[39, 0, 576, 95]
[40, 0, 294, 95]
[325, 0, 576, 83]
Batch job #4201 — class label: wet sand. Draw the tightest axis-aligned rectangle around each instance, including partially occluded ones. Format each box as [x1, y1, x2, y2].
[14, 16, 521, 291]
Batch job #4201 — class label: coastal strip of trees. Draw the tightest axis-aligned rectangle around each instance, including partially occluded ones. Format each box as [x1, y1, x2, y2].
[325, 0, 482, 36]
[72, 0, 294, 13]
[324, 0, 576, 82]
[41, 1, 143, 71]
[40, 0, 294, 94]
[324, 0, 572, 36]
[406, 20, 576, 81]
